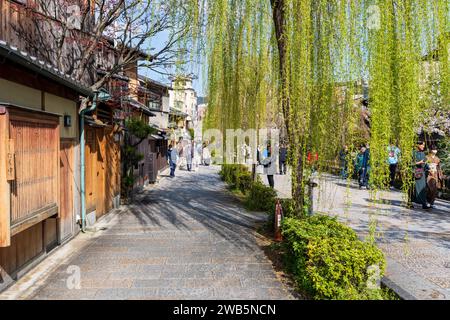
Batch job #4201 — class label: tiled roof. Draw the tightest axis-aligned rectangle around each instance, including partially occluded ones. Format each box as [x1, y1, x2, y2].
[138, 74, 172, 90]
[0, 39, 94, 97]
[122, 97, 156, 117]
[169, 107, 188, 117]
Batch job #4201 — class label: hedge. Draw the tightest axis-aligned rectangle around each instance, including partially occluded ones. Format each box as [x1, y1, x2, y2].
[219, 164, 388, 300]
[219, 164, 252, 193]
[282, 215, 386, 300]
[245, 181, 278, 212]
[220, 164, 279, 210]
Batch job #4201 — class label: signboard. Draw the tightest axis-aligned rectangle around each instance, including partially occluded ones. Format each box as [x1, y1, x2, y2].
[6, 139, 14, 181]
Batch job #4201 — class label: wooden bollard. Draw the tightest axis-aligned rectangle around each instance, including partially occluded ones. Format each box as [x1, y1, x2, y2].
[274, 199, 283, 242]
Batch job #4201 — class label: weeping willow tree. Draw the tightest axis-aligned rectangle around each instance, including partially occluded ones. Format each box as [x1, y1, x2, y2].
[368, 0, 449, 199]
[204, 0, 276, 132]
[195, 0, 449, 214]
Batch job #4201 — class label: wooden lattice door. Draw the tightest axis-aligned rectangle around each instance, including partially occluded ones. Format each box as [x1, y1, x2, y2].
[8, 111, 59, 234]
[59, 140, 75, 242]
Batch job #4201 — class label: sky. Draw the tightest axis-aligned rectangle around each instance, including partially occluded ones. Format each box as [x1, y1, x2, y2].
[138, 30, 206, 97]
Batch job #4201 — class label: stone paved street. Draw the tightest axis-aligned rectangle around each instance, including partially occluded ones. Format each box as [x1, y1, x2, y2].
[260, 172, 450, 300]
[0, 166, 295, 300]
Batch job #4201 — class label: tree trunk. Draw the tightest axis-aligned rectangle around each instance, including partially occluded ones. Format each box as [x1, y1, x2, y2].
[271, 0, 305, 214]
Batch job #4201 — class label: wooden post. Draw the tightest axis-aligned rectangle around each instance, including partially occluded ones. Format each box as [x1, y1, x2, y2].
[56, 123, 61, 219]
[0, 107, 11, 247]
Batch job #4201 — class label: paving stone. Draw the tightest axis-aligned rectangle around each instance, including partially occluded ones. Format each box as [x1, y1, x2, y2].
[214, 288, 274, 300]
[110, 270, 161, 280]
[32, 288, 99, 300]
[132, 279, 184, 288]
[2, 166, 294, 300]
[118, 257, 168, 265]
[241, 278, 285, 289]
[157, 287, 215, 299]
[166, 256, 212, 264]
[94, 288, 159, 300]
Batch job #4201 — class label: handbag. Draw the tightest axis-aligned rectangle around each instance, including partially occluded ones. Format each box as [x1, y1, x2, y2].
[261, 156, 272, 168]
[414, 167, 424, 180]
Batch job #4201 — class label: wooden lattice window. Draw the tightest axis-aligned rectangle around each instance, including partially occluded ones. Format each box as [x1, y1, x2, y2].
[9, 113, 59, 228]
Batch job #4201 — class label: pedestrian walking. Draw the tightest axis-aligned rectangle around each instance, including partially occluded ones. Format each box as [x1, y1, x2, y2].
[388, 142, 401, 189]
[257, 145, 262, 165]
[426, 145, 444, 208]
[194, 142, 202, 170]
[167, 144, 179, 178]
[261, 145, 276, 188]
[339, 145, 349, 179]
[358, 145, 370, 189]
[185, 142, 193, 171]
[354, 147, 364, 178]
[203, 144, 211, 166]
[279, 143, 288, 175]
[412, 141, 431, 210]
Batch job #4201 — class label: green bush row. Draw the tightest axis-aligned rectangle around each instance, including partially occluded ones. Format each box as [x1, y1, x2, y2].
[220, 164, 278, 211]
[219, 164, 253, 194]
[245, 181, 278, 212]
[282, 215, 386, 300]
[219, 164, 388, 300]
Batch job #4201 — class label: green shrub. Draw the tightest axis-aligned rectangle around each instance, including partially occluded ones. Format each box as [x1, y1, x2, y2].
[219, 164, 248, 185]
[236, 171, 253, 194]
[219, 164, 252, 193]
[307, 237, 386, 299]
[245, 181, 277, 212]
[282, 215, 386, 300]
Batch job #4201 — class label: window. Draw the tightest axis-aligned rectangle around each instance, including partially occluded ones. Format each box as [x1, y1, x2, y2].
[175, 101, 183, 110]
[148, 101, 161, 110]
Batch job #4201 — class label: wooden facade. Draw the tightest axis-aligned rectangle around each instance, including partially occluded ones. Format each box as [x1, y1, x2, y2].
[149, 138, 169, 174]
[0, 106, 61, 289]
[0, 44, 88, 290]
[84, 119, 121, 221]
[59, 140, 76, 242]
[138, 76, 171, 178]
[9, 109, 60, 234]
[0, 107, 11, 248]
[0, 0, 164, 292]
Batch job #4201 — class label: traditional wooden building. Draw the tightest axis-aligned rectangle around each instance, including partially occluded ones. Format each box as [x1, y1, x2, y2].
[0, 0, 170, 292]
[0, 0, 124, 289]
[0, 40, 93, 290]
[138, 75, 171, 178]
[82, 96, 122, 225]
